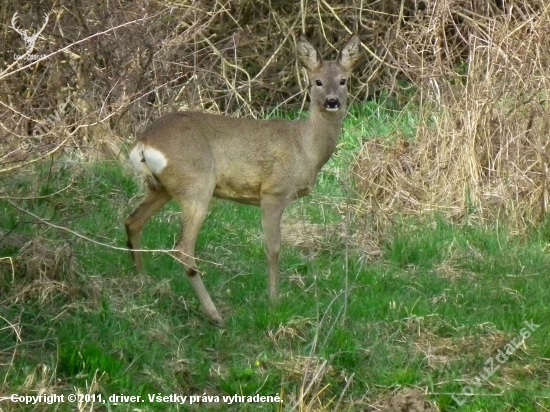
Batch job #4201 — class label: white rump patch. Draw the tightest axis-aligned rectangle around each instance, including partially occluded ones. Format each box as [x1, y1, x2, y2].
[129, 142, 168, 176]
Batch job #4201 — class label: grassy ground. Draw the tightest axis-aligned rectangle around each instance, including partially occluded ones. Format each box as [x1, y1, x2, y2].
[1, 103, 549, 411]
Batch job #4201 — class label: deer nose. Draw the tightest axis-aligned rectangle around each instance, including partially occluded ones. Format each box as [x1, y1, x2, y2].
[325, 97, 340, 111]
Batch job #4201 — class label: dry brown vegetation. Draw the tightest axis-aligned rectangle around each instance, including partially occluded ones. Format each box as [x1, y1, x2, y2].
[356, 2, 550, 229]
[1, 0, 549, 232]
[353, 0, 550, 232]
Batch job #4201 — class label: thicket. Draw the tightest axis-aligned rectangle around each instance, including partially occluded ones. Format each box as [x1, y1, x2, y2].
[1, 0, 549, 232]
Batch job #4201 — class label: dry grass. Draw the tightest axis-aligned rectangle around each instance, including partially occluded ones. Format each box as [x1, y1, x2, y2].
[354, 0, 550, 232]
[377, 388, 439, 412]
[3, 1, 549, 233]
[414, 331, 510, 369]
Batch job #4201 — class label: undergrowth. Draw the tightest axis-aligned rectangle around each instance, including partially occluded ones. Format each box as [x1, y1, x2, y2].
[1, 102, 549, 411]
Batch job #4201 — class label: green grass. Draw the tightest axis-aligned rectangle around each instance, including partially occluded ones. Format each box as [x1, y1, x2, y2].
[1, 102, 549, 411]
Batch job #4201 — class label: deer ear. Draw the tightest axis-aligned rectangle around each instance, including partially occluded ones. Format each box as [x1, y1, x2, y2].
[338, 35, 361, 71]
[297, 35, 322, 72]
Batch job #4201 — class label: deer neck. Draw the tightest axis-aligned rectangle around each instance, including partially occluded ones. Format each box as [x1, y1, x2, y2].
[301, 107, 345, 170]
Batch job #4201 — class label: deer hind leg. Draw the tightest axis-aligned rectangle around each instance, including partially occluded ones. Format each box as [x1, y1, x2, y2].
[125, 186, 171, 275]
[261, 195, 290, 303]
[173, 190, 224, 327]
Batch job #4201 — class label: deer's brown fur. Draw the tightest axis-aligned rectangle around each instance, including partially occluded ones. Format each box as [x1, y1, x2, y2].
[125, 35, 361, 326]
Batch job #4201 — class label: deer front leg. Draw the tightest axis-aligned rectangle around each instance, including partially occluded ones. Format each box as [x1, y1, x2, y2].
[261, 195, 290, 303]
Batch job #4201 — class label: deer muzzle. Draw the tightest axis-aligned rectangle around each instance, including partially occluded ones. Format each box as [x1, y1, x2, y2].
[324, 96, 341, 111]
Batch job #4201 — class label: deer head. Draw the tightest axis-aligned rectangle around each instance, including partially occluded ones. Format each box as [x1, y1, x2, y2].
[12, 12, 50, 54]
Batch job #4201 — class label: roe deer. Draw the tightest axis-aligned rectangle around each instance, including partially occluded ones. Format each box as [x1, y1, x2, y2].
[126, 34, 360, 326]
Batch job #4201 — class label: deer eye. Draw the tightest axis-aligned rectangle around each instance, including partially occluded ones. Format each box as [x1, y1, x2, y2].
[340, 78, 347, 85]
[315, 80, 323, 86]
